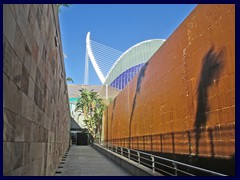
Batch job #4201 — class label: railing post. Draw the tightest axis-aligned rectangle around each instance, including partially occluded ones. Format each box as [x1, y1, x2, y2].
[151, 156, 155, 173]
[151, 134, 153, 152]
[127, 149, 130, 159]
[173, 162, 177, 176]
[137, 152, 140, 164]
[115, 146, 117, 153]
[143, 136, 145, 151]
[121, 147, 123, 155]
[137, 137, 139, 149]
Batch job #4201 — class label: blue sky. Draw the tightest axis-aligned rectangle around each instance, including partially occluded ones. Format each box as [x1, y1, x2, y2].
[59, 4, 197, 85]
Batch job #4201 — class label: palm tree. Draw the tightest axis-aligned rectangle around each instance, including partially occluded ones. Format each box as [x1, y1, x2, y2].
[75, 88, 105, 142]
[94, 100, 105, 143]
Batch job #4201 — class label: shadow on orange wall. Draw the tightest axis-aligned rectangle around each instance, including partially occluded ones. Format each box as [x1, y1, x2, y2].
[195, 46, 225, 156]
[129, 62, 149, 148]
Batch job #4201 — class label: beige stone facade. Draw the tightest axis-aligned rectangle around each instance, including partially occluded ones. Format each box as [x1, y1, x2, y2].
[3, 4, 70, 175]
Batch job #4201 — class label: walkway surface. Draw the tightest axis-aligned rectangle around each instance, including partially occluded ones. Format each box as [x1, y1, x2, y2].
[56, 145, 131, 176]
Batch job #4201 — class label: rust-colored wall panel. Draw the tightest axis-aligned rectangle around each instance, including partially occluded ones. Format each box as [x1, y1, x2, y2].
[103, 4, 235, 159]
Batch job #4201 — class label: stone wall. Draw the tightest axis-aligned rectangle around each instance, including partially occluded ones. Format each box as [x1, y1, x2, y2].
[103, 4, 235, 159]
[3, 4, 70, 175]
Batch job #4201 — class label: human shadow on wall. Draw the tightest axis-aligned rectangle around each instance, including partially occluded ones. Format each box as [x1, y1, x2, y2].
[195, 46, 225, 156]
[129, 62, 149, 148]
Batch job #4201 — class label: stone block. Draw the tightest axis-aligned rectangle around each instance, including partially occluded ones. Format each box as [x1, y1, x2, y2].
[19, 162, 34, 176]
[11, 4, 30, 20]
[47, 143, 51, 154]
[36, 6, 42, 31]
[29, 122, 37, 142]
[3, 5, 16, 48]
[5, 166, 23, 176]
[8, 79, 22, 115]
[10, 52, 22, 88]
[37, 44, 44, 64]
[34, 16, 43, 49]
[42, 23, 48, 47]
[37, 62, 45, 89]
[24, 21, 39, 64]
[41, 97, 46, 113]
[28, 77, 35, 101]
[39, 127, 48, 142]
[31, 104, 37, 123]
[3, 142, 14, 175]
[42, 45, 47, 63]
[15, 14, 29, 39]
[3, 37, 13, 77]
[35, 67, 41, 89]
[21, 65, 29, 95]
[3, 142, 24, 175]
[22, 143, 30, 165]
[46, 114, 52, 131]
[29, 142, 45, 162]
[36, 108, 44, 126]
[41, 4, 48, 16]
[21, 92, 32, 121]
[40, 77, 46, 97]
[28, 4, 37, 31]
[45, 88, 49, 104]
[23, 44, 32, 73]
[8, 4, 17, 17]
[13, 25, 26, 63]
[24, 25, 34, 55]
[4, 108, 33, 142]
[33, 157, 45, 175]
[3, 108, 17, 142]
[48, 131, 54, 143]
[29, 59, 37, 82]
[44, 71, 49, 90]
[32, 38, 40, 63]
[12, 143, 23, 169]
[45, 153, 54, 176]
[34, 85, 42, 109]
[3, 73, 12, 110]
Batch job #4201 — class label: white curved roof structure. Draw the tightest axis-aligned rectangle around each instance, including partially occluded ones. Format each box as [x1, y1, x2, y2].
[85, 32, 165, 89]
[104, 39, 165, 88]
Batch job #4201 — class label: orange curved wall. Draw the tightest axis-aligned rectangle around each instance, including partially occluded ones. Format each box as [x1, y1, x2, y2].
[103, 4, 235, 158]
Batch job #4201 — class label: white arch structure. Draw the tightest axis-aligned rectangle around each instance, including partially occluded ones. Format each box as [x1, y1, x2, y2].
[85, 32, 165, 89]
[85, 32, 122, 84]
[86, 32, 105, 83]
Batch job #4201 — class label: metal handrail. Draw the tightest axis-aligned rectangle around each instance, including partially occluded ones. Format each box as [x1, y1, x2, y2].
[101, 142, 227, 176]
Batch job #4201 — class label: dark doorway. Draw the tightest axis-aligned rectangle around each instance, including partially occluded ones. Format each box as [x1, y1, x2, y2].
[77, 133, 89, 145]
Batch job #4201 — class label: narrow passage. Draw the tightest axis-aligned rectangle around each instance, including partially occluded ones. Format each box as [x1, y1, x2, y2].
[56, 145, 131, 176]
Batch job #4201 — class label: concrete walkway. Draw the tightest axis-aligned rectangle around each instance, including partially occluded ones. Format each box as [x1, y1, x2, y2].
[56, 145, 131, 176]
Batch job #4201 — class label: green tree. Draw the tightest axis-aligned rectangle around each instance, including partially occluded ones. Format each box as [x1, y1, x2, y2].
[57, 4, 71, 13]
[75, 88, 105, 142]
[66, 77, 74, 83]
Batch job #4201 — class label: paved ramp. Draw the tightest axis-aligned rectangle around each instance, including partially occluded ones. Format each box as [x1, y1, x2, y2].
[55, 146, 131, 176]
